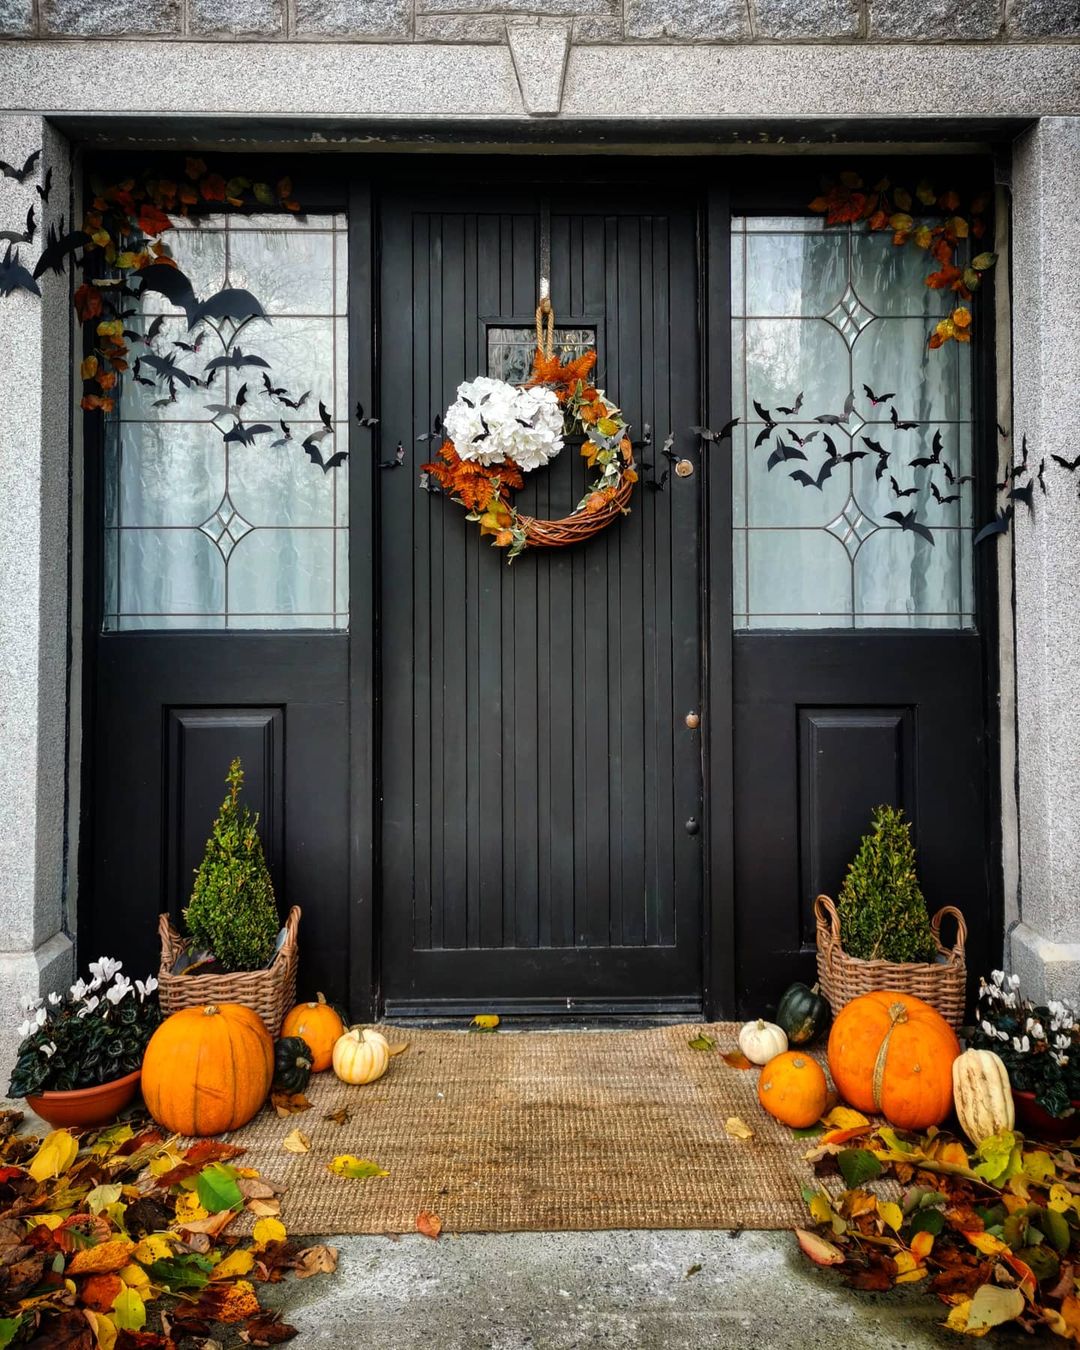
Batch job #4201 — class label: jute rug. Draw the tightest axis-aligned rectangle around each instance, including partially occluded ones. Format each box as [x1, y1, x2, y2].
[224, 1025, 818, 1235]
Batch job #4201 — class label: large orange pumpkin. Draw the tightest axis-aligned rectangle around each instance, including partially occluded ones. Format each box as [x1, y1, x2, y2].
[757, 1050, 829, 1128]
[827, 991, 960, 1130]
[281, 993, 345, 1072]
[142, 1003, 273, 1136]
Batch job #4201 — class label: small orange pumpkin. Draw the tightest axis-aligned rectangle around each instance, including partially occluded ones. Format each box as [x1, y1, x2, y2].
[281, 993, 346, 1072]
[827, 990, 960, 1130]
[757, 1050, 829, 1128]
[141, 1003, 273, 1137]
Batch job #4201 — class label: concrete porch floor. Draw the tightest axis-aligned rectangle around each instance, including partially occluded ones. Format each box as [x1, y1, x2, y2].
[267, 1229, 1030, 1349]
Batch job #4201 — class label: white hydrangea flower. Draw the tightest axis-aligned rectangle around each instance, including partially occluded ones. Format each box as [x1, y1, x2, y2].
[444, 377, 564, 471]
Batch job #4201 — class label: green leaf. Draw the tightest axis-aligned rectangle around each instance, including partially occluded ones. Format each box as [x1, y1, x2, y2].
[0, 1318, 23, 1350]
[147, 1253, 214, 1291]
[1018, 1244, 1060, 1282]
[971, 251, 997, 271]
[837, 1148, 883, 1189]
[195, 1162, 243, 1213]
[907, 1208, 945, 1237]
[111, 1286, 146, 1332]
[962, 268, 982, 292]
[687, 1035, 715, 1052]
[792, 1124, 825, 1139]
[327, 1155, 389, 1179]
[252, 182, 274, 206]
[974, 1130, 1021, 1187]
[1042, 1206, 1071, 1255]
[1002, 1213, 1028, 1251]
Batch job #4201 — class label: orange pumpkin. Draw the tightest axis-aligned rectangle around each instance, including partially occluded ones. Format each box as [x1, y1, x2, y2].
[141, 1003, 273, 1137]
[827, 990, 960, 1130]
[757, 1050, 829, 1128]
[281, 993, 345, 1072]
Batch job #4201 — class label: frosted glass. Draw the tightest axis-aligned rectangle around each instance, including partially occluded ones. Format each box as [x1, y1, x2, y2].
[228, 230, 334, 315]
[745, 232, 848, 317]
[226, 528, 335, 615]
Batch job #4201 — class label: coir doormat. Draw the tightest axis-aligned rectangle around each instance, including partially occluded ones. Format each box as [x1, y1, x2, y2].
[225, 1024, 816, 1235]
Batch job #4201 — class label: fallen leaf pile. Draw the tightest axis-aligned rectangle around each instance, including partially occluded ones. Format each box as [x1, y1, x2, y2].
[0, 1108, 337, 1347]
[798, 1122, 1080, 1339]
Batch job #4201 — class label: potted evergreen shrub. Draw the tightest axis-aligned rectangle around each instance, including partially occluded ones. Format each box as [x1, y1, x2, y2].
[814, 805, 968, 1029]
[157, 758, 300, 1035]
[8, 960, 161, 1127]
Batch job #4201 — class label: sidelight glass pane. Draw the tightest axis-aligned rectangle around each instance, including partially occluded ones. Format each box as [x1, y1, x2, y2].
[101, 212, 348, 631]
[731, 216, 976, 631]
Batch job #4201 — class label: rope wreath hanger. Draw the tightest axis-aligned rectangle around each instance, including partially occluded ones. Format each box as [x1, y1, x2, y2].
[420, 212, 639, 560]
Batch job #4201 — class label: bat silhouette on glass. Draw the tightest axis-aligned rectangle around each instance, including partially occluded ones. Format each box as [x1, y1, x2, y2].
[930, 482, 960, 505]
[885, 509, 934, 544]
[0, 151, 40, 183]
[941, 460, 974, 486]
[974, 509, 1013, 545]
[0, 243, 40, 297]
[909, 430, 944, 469]
[271, 420, 292, 448]
[776, 391, 803, 416]
[815, 391, 855, 426]
[862, 383, 895, 406]
[691, 418, 739, 444]
[790, 459, 835, 490]
[889, 475, 918, 498]
[766, 441, 807, 471]
[139, 351, 197, 388]
[222, 421, 273, 447]
[203, 349, 270, 372]
[0, 204, 35, 246]
[303, 429, 347, 472]
[890, 407, 918, 431]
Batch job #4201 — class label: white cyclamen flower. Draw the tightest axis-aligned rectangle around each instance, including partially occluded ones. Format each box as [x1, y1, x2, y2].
[981, 1020, 994, 1036]
[991, 969, 1005, 987]
[1028, 1020, 1045, 1040]
[69, 978, 89, 1001]
[105, 976, 132, 1005]
[16, 1019, 32, 1039]
[135, 976, 158, 1000]
[47, 991, 61, 1006]
[77, 996, 100, 1019]
[444, 377, 564, 471]
[1012, 1034, 1030, 1053]
[32, 1006, 46, 1028]
[89, 956, 122, 984]
[20, 994, 42, 1013]
[41, 1042, 56, 1058]
[1008, 973, 1021, 989]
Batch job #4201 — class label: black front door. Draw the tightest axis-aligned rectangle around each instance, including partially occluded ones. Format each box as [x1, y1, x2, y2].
[377, 185, 705, 1014]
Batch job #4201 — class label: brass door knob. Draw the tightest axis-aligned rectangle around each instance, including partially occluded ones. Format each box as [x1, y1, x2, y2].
[685, 711, 700, 729]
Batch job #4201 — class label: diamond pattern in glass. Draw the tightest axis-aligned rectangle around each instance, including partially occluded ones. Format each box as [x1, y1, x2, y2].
[824, 283, 876, 349]
[826, 495, 878, 561]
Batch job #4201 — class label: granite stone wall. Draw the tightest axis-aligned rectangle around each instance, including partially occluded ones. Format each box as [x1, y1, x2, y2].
[0, 0, 1077, 42]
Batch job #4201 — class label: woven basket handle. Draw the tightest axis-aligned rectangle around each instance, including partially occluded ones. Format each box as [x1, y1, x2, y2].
[270, 906, 302, 970]
[158, 912, 184, 968]
[932, 905, 967, 960]
[814, 894, 841, 954]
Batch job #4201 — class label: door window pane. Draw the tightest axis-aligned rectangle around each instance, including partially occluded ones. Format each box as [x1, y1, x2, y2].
[102, 213, 348, 631]
[731, 216, 975, 631]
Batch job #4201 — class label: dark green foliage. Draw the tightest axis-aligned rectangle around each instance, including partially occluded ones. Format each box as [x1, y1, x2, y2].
[836, 804, 937, 963]
[184, 758, 279, 974]
[968, 973, 1080, 1118]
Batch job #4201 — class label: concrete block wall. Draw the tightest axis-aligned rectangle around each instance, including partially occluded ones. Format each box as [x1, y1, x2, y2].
[0, 0, 1078, 42]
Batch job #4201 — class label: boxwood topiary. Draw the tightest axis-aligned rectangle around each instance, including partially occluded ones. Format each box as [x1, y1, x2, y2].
[836, 804, 937, 964]
[184, 757, 280, 973]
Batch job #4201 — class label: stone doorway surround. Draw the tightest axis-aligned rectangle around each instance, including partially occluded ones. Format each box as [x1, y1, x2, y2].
[0, 29, 1078, 1074]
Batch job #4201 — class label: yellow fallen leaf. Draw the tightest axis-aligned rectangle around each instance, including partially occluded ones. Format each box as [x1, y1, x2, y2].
[27, 1212, 65, 1230]
[725, 1117, 754, 1140]
[471, 1014, 500, 1030]
[172, 1189, 209, 1225]
[328, 1155, 389, 1179]
[132, 1233, 177, 1265]
[282, 1128, 311, 1154]
[117, 1264, 150, 1291]
[822, 1106, 869, 1131]
[28, 1129, 79, 1181]
[68, 1239, 136, 1275]
[806, 1190, 835, 1227]
[894, 1268, 928, 1285]
[84, 1309, 117, 1350]
[910, 1230, 934, 1260]
[387, 1042, 409, 1057]
[894, 1251, 919, 1275]
[946, 1299, 975, 1333]
[210, 1247, 255, 1280]
[252, 1216, 287, 1248]
[110, 1285, 146, 1332]
[878, 1201, 904, 1233]
[147, 1146, 187, 1176]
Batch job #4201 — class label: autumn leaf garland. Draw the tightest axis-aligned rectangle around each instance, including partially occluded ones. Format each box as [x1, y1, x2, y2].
[808, 172, 996, 350]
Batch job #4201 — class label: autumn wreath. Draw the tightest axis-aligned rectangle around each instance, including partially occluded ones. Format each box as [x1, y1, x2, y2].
[421, 302, 637, 560]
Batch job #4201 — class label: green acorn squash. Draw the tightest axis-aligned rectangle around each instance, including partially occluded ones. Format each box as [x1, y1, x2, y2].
[272, 1036, 314, 1094]
[775, 981, 831, 1046]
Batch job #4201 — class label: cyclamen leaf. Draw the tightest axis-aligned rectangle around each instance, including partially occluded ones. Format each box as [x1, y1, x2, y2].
[837, 1148, 883, 1189]
[195, 1162, 243, 1213]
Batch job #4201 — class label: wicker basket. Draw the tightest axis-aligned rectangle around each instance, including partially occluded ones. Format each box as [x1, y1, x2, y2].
[157, 905, 301, 1036]
[814, 894, 967, 1030]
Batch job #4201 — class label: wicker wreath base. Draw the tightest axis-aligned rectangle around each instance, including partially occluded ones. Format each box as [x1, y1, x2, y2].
[516, 474, 636, 548]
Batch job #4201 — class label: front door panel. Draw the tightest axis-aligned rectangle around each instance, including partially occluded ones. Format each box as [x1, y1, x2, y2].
[378, 188, 703, 1013]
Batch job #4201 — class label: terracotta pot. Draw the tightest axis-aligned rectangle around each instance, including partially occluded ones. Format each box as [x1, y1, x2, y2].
[1012, 1088, 1080, 1144]
[25, 1069, 141, 1130]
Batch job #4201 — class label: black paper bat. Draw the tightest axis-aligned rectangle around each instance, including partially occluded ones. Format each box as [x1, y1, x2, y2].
[885, 509, 934, 544]
[754, 424, 777, 449]
[379, 442, 406, 469]
[173, 333, 205, 354]
[131, 358, 155, 388]
[0, 243, 40, 297]
[318, 400, 333, 430]
[752, 399, 775, 425]
[974, 508, 1013, 545]
[909, 429, 944, 470]
[355, 401, 379, 429]
[889, 475, 918, 499]
[1051, 453, 1080, 472]
[152, 384, 177, 408]
[861, 436, 889, 458]
[776, 391, 803, 416]
[145, 315, 165, 346]
[790, 459, 835, 491]
[32, 220, 89, 278]
[941, 460, 974, 486]
[189, 288, 266, 329]
[930, 481, 960, 505]
[644, 468, 670, 492]
[206, 384, 249, 418]
[1015, 433, 1029, 475]
[223, 421, 273, 447]
[416, 414, 444, 444]
[203, 349, 270, 372]
[1009, 481, 1034, 509]
[691, 418, 739, 444]
[862, 383, 895, 406]
[766, 441, 807, 471]
[0, 204, 35, 246]
[472, 415, 491, 445]
[271, 420, 292, 448]
[837, 447, 868, 464]
[821, 433, 839, 461]
[0, 150, 40, 183]
[302, 431, 347, 473]
[262, 374, 289, 399]
[137, 263, 198, 315]
[418, 471, 441, 494]
[35, 167, 52, 203]
[788, 429, 821, 448]
[815, 391, 855, 426]
[997, 423, 1009, 438]
[659, 432, 678, 464]
[890, 407, 919, 431]
[139, 351, 196, 388]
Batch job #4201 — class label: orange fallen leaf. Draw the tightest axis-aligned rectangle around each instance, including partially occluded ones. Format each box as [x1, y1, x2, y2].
[67, 1239, 136, 1275]
[795, 1228, 845, 1266]
[721, 1050, 753, 1070]
[416, 1210, 443, 1240]
[387, 1042, 409, 1057]
[79, 1272, 123, 1312]
[246, 1197, 282, 1218]
[271, 1091, 313, 1118]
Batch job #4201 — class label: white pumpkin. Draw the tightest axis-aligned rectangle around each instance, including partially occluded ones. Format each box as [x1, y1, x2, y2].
[952, 1048, 1014, 1145]
[332, 1026, 391, 1086]
[738, 1018, 789, 1066]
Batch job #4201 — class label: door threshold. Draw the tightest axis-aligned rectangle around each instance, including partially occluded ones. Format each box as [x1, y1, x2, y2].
[380, 996, 705, 1027]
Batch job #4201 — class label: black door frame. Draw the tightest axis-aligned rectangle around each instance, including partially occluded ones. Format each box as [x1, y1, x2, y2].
[78, 150, 1001, 1024]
